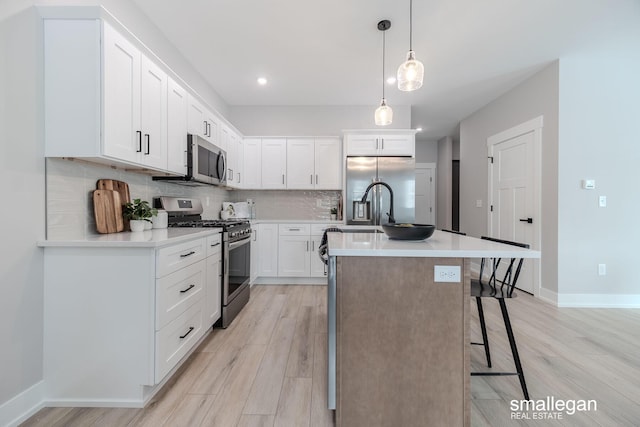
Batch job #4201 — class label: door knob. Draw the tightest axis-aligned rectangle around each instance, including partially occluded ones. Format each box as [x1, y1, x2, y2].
[519, 218, 533, 224]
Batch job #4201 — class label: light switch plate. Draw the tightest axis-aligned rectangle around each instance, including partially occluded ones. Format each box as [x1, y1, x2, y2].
[434, 265, 461, 282]
[599, 196, 607, 207]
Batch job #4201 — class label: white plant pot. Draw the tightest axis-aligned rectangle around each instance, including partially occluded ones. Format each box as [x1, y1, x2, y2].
[330, 214, 337, 220]
[144, 220, 152, 230]
[130, 220, 146, 232]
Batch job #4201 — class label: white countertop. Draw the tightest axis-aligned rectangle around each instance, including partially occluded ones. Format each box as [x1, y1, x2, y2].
[38, 228, 221, 248]
[328, 230, 541, 258]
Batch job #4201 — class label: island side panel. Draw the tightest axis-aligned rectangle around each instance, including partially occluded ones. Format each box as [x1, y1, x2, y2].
[336, 256, 470, 427]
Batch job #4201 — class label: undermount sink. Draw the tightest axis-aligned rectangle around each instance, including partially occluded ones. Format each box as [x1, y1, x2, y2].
[340, 229, 383, 234]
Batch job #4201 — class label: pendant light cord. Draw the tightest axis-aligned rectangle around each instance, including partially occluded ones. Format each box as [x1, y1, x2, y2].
[409, 0, 413, 51]
[382, 29, 386, 99]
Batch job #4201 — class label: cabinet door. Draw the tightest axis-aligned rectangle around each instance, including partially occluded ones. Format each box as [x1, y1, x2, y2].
[345, 134, 378, 156]
[243, 138, 262, 189]
[140, 55, 168, 170]
[250, 225, 258, 284]
[379, 134, 415, 157]
[278, 235, 310, 277]
[102, 22, 141, 163]
[204, 112, 219, 147]
[167, 77, 188, 174]
[309, 233, 327, 277]
[235, 135, 244, 188]
[205, 251, 222, 327]
[261, 139, 287, 189]
[258, 223, 279, 276]
[286, 138, 315, 189]
[222, 125, 236, 186]
[315, 138, 342, 189]
[187, 95, 206, 138]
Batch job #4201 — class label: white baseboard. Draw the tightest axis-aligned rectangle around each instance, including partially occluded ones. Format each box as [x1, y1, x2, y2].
[538, 287, 558, 305]
[557, 293, 640, 308]
[0, 381, 45, 427]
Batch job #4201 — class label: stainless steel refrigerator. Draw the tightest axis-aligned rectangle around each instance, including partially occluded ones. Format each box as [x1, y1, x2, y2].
[346, 157, 415, 225]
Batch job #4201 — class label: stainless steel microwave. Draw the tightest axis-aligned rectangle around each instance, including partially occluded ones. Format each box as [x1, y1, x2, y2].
[153, 134, 227, 186]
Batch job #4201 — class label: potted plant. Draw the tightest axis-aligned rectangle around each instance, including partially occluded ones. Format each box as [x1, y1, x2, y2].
[123, 199, 157, 232]
[330, 207, 338, 221]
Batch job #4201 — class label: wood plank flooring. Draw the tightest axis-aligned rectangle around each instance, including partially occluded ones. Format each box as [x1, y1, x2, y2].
[21, 285, 640, 427]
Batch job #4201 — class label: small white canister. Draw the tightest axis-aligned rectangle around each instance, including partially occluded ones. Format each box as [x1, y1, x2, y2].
[152, 210, 168, 229]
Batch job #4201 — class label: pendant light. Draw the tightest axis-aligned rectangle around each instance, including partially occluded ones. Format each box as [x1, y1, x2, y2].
[375, 20, 393, 126]
[397, 0, 424, 91]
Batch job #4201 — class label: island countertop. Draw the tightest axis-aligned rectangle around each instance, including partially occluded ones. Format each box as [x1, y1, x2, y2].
[327, 229, 540, 258]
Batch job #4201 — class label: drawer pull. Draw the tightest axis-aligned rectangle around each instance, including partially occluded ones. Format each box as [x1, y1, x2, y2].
[289, 228, 301, 231]
[179, 326, 195, 339]
[210, 242, 220, 247]
[180, 284, 195, 294]
[180, 251, 196, 258]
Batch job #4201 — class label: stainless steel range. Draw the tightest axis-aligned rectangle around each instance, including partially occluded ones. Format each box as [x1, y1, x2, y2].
[156, 196, 251, 328]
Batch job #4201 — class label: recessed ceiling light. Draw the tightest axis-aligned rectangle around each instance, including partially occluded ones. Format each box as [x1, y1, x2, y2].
[416, 127, 423, 132]
[386, 76, 396, 84]
[257, 77, 268, 85]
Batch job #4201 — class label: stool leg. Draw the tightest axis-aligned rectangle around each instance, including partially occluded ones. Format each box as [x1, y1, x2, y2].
[476, 297, 492, 368]
[498, 298, 529, 400]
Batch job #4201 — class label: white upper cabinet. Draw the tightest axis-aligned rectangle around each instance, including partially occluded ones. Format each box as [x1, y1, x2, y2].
[286, 139, 316, 189]
[102, 22, 141, 164]
[221, 125, 243, 188]
[167, 77, 188, 175]
[187, 96, 220, 147]
[140, 56, 168, 169]
[286, 138, 342, 190]
[314, 138, 342, 189]
[261, 139, 287, 189]
[243, 138, 262, 189]
[102, 23, 168, 169]
[344, 131, 415, 157]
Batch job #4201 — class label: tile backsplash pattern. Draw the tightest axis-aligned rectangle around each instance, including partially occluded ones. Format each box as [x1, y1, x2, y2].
[46, 158, 230, 239]
[232, 190, 341, 221]
[46, 159, 342, 239]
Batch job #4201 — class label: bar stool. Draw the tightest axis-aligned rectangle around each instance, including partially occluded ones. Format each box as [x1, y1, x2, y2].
[470, 236, 530, 400]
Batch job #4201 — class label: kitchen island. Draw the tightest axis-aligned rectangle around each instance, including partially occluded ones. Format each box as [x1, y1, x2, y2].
[326, 230, 540, 427]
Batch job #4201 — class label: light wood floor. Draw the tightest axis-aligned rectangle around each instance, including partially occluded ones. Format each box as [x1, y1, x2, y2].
[21, 285, 640, 427]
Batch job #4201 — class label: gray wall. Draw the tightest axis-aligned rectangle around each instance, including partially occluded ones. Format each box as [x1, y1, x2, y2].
[415, 139, 437, 163]
[0, 0, 229, 414]
[436, 137, 453, 230]
[459, 61, 559, 294]
[228, 105, 411, 136]
[0, 5, 45, 408]
[557, 18, 640, 299]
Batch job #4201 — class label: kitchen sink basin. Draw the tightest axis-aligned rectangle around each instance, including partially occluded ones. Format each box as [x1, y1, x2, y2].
[340, 229, 383, 234]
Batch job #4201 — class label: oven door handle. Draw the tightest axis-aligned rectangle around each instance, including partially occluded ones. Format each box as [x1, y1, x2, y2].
[229, 237, 251, 250]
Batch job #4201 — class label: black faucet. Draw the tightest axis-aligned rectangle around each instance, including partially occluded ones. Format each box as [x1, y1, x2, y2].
[360, 181, 395, 224]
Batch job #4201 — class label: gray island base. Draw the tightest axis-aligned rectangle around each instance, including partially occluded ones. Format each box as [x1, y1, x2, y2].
[335, 256, 470, 427]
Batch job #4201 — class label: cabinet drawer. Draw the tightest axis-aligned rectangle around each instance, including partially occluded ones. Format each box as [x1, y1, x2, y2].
[311, 224, 333, 235]
[206, 232, 222, 257]
[278, 224, 310, 235]
[156, 260, 205, 330]
[155, 300, 204, 382]
[157, 238, 206, 277]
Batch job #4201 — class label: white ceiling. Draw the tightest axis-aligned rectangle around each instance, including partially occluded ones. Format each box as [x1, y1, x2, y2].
[130, 0, 626, 139]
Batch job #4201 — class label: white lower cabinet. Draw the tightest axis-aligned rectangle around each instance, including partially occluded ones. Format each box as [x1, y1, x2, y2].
[257, 223, 279, 276]
[277, 224, 330, 278]
[42, 232, 220, 405]
[205, 233, 222, 327]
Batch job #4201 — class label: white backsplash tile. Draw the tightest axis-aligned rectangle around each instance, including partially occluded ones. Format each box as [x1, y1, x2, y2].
[46, 158, 342, 239]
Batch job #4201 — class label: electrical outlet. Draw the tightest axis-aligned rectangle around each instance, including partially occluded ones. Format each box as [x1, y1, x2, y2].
[434, 265, 461, 282]
[598, 264, 606, 276]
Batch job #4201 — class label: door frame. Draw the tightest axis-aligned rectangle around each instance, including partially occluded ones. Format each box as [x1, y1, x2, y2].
[415, 162, 436, 225]
[487, 116, 542, 296]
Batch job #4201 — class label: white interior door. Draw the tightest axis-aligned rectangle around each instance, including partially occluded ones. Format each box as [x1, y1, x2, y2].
[415, 164, 435, 224]
[488, 119, 541, 295]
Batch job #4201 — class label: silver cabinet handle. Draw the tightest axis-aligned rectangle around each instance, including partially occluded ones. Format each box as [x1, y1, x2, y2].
[381, 137, 384, 150]
[238, 172, 241, 183]
[282, 174, 285, 184]
[311, 241, 315, 251]
[289, 228, 301, 231]
[144, 134, 150, 155]
[136, 131, 142, 152]
[311, 174, 313, 184]
[203, 120, 207, 136]
[376, 138, 379, 150]
[306, 241, 309, 251]
[316, 174, 318, 184]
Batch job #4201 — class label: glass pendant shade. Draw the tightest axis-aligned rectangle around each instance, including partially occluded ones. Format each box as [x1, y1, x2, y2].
[374, 99, 393, 126]
[397, 50, 424, 91]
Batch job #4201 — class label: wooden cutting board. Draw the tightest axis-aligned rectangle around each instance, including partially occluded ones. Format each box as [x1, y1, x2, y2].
[96, 179, 131, 204]
[96, 179, 130, 231]
[93, 189, 124, 233]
